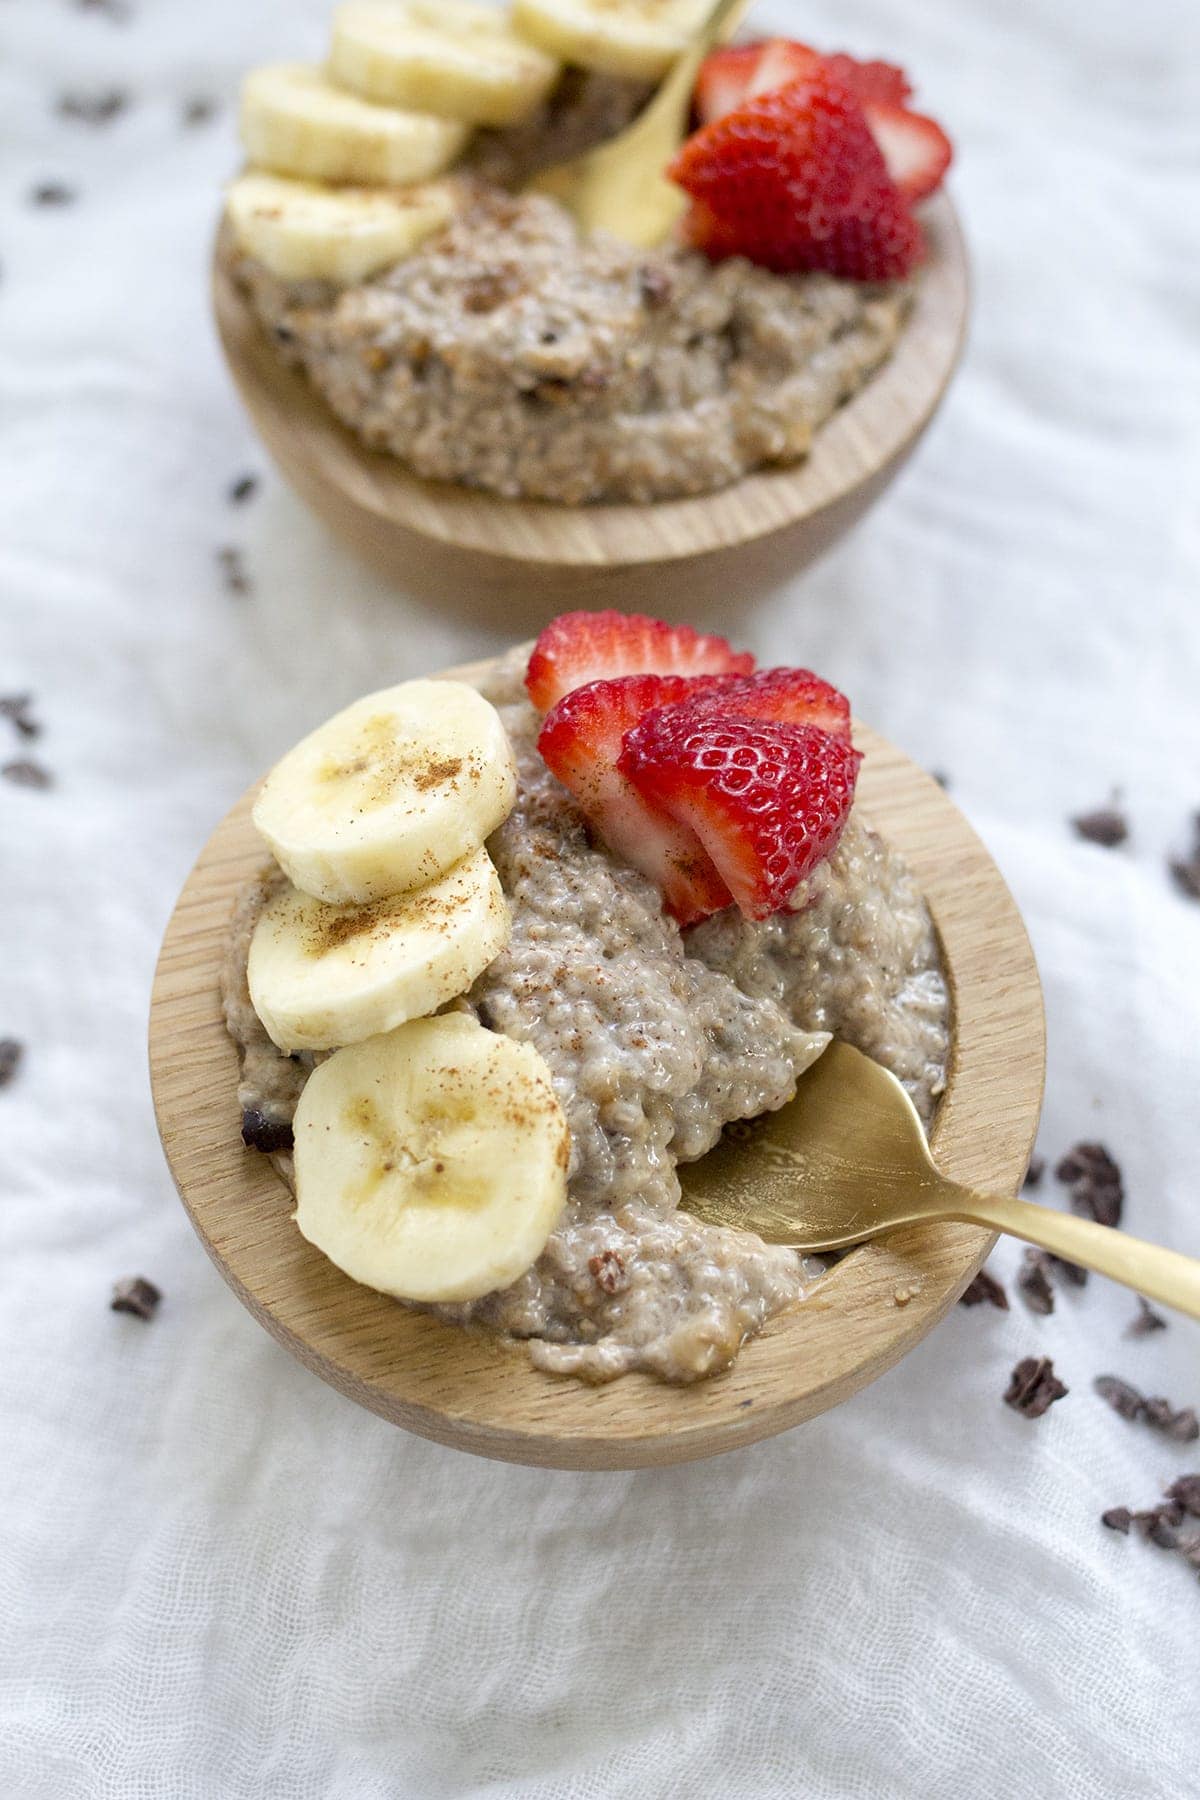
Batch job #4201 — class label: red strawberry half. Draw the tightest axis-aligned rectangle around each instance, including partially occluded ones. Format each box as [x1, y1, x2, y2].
[672, 72, 924, 283]
[619, 711, 861, 920]
[525, 610, 754, 714]
[680, 666, 852, 740]
[538, 674, 734, 926]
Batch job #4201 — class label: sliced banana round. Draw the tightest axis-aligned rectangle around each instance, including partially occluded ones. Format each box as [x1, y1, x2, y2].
[247, 847, 509, 1053]
[240, 63, 470, 186]
[330, 0, 560, 128]
[511, 0, 709, 81]
[294, 1013, 569, 1303]
[252, 679, 518, 906]
[225, 171, 459, 284]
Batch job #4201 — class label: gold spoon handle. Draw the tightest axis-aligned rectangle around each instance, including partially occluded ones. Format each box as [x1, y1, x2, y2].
[941, 1193, 1200, 1321]
[673, 0, 755, 84]
[621, 0, 753, 140]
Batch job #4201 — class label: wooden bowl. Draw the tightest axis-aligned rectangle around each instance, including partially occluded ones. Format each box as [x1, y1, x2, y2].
[212, 194, 968, 617]
[148, 657, 1044, 1469]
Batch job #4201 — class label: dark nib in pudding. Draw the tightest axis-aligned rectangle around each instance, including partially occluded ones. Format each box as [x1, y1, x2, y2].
[241, 1107, 295, 1155]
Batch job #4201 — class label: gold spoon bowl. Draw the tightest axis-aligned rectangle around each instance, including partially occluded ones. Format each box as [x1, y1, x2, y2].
[683, 1041, 1200, 1319]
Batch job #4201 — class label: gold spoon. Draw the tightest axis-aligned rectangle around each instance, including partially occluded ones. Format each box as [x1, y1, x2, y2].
[528, 0, 752, 247]
[680, 1041, 1200, 1319]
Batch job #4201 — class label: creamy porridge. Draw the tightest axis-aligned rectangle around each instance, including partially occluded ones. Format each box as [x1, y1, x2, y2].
[226, 68, 912, 506]
[223, 649, 950, 1383]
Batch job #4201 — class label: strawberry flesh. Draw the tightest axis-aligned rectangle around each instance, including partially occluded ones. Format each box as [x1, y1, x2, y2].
[694, 42, 762, 125]
[537, 674, 734, 926]
[619, 711, 862, 921]
[861, 102, 952, 202]
[525, 609, 754, 714]
[672, 73, 924, 282]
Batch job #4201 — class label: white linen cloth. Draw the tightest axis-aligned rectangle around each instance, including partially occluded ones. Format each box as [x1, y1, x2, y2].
[2, 0, 1198, 1793]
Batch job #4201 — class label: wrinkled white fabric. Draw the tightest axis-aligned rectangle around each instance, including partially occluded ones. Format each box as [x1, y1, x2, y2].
[1, 0, 1198, 1794]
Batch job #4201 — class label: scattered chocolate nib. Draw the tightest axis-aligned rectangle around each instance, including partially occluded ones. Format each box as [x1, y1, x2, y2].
[588, 1249, 628, 1295]
[111, 1276, 161, 1321]
[0, 1039, 23, 1089]
[0, 694, 40, 740]
[1004, 1356, 1067, 1418]
[1102, 1477, 1200, 1578]
[1167, 1475, 1200, 1518]
[1071, 806, 1128, 848]
[959, 1268, 1009, 1310]
[217, 545, 251, 595]
[2, 759, 54, 790]
[1127, 1296, 1168, 1337]
[1093, 1374, 1143, 1420]
[241, 1108, 293, 1154]
[1094, 1374, 1199, 1441]
[1055, 1142, 1123, 1228]
[30, 183, 77, 208]
[1134, 1509, 1183, 1551]
[931, 770, 951, 790]
[228, 473, 258, 505]
[1050, 1254, 1088, 1287]
[1016, 1249, 1055, 1316]
[1023, 1154, 1045, 1189]
[1168, 813, 1200, 902]
[57, 89, 128, 126]
[182, 95, 218, 128]
[1145, 1398, 1200, 1442]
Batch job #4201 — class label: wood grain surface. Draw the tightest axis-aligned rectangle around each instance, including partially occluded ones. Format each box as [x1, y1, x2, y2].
[148, 658, 1044, 1470]
[212, 194, 969, 614]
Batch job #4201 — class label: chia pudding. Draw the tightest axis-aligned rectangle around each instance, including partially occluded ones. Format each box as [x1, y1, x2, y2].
[223, 648, 950, 1384]
[225, 71, 913, 505]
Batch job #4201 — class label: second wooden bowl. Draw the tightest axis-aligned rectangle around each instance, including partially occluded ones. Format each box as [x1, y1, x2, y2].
[148, 658, 1044, 1470]
[213, 194, 968, 616]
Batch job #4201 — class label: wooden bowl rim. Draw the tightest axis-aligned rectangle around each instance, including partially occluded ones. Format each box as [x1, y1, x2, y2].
[148, 657, 1044, 1469]
[212, 191, 968, 571]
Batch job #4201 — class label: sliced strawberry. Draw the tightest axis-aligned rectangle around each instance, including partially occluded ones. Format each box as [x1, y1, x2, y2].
[692, 41, 948, 202]
[672, 74, 924, 283]
[696, 40, 911, 125]
[619, 711, 861, 920]
[677, 667, 852, 741]
[537, 674, 733, 926]
[525, 610, 754, 713]
[862, 103, 952, 202]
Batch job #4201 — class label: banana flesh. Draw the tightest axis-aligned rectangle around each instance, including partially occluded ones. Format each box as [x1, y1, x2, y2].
[293, 1014, 570, 1303]
[225, 170, 461, 283]
[240, 62, 470, 186]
